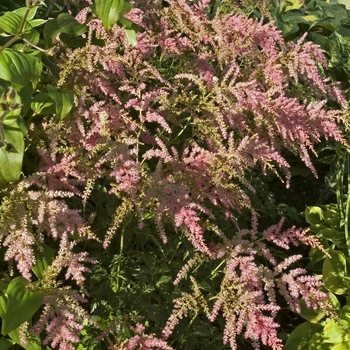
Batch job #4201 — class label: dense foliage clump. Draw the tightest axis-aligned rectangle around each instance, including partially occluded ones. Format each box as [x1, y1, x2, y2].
[0, 0, 350, 349]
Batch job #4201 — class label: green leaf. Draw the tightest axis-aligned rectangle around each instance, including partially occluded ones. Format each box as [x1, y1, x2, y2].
[1, 277, 43, 335]
[305, 206, 324, 225]
[118, 16, 140, 46]
[47, 84, 74, 120]
[31, 92, 55, 115]
[0, 122, 24, 183]
[13, 6, 38, 20]
[94, 0, 132, 30]
[32, 244, 55, 280]
[0, 49, 37, 87]
[332, 343, 350, 350]
[0, 338, 12, 350]
[323, 250, 350, 294]
[0, 295, 7, 318]
[0, 12, 32, 35]
[322, 319, 349, 343]
[43, 13, 87, 48]
[285, 321, 323, 350]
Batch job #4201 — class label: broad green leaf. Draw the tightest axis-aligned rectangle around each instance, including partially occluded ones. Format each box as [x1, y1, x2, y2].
[94, 0, 132, 30]
[322, 319, 348, 343]
[19, 85, 32, 117]
[0, 49, 37, 87]
[0, 12, 32, 35]
[305, 206, 324, 225]
[43, 13, 87, 48]
[309, 332, 333, 350]
[285, 321, 323, 350]
[47, 84, 74, 120]
[1, 277, 43, 335]
[303, 14, 318, 22]
[323, 250, 350, 294]
[13, 6, 38, 20]
[316, 227, 345, 246]
[0, 122, 24, 183]
[29, 18, 46, 27]
[118, 16, 140, 46]
[285, 0, 303, 10]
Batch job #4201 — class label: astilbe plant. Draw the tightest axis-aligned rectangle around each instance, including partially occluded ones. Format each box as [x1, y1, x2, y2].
[0, 0, 347, 348]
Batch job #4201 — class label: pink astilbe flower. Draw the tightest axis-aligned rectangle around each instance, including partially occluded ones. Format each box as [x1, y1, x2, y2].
[32, 290, 96, 350]
[164, 218, 330, 350]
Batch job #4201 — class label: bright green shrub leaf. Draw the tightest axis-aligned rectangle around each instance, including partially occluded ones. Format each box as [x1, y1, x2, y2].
[47, 84, 74, 120]
[305, 206, 324, 225]
[0, 122, 24, 183]
[340, 305, 350, 328]
[13, 6, 38, 20]
[285, 321, 323, 350]
[29, 18, 46, 27]
[285, 0, 303, 10]
[332, 343, 350, 350]
[323, 319, 348, 343]
[0, 49, 37, 87]
[94, 0, 132, 30]
[0, 12, 32, 35]
[317, 227, 345, 246]
[309, 332, 333, 349]
[1, 277, 43, 335]
[43, 13, 87, 48]
[323, 250, 350, 294]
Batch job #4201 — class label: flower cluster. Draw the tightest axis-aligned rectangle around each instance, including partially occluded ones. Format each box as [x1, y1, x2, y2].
[163, 220, 331, 350]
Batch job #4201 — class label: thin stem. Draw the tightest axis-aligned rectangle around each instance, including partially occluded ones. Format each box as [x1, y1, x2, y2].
[345, 152, 350, 256]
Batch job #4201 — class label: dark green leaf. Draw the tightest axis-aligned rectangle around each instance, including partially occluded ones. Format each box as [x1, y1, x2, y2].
[0, 338, 12, 350]
[43, 13, 87, 48]
[32, 244, 55, 280]
[31, 92, 55, 115]
[47, 84, 74, 120]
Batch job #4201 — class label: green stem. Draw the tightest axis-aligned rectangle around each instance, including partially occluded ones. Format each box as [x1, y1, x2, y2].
[115, 227, 125, 292]
[345, 152, 350, 256]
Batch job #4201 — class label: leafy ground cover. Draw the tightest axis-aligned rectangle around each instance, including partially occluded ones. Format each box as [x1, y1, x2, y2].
[0, 0, 350, 349]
